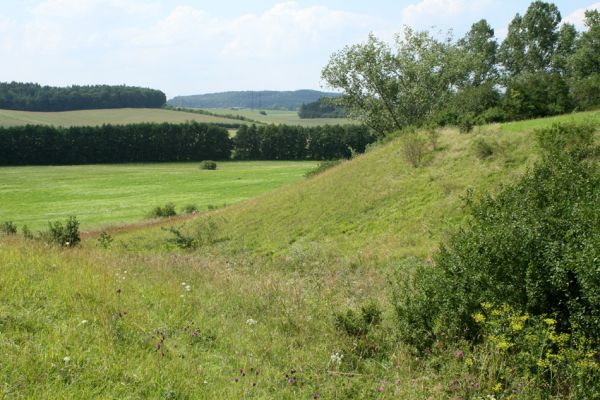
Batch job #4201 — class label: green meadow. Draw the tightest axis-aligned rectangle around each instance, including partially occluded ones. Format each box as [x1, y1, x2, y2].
[0, 161, 316, 231]
[202, 108, 353, 127]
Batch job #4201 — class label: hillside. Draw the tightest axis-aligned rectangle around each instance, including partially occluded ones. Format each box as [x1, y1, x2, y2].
[1, 111, 598, 399]
[0, 108, 244, 128]
[168, 90, 339, 110]
[118, 111, 600, 261]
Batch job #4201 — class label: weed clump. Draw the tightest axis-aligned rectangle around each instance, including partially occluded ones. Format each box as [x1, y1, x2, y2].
[0, 221, 17, 235]
[200, 160, 217, 170]
[45, 216, 81, 247]
[304, 160, 342, 178]
[150, 203, 177, 218]
[473, 138, 495, 159]
[182, 204, 199, 214]
[401, 133, 427, 168]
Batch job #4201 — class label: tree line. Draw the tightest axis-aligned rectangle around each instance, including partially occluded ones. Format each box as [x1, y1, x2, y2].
[234, 124, 374, 160]
[0, 123, 375, 165]
[298, 97, 348, 119]
[0, 122, 231, 165]
[322, 1, 600, 135]
[0, 82, 166, 111]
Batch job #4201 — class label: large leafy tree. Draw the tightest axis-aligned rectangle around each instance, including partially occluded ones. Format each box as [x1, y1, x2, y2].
[322, 28, 458, 136]
[499, 1, 562, 76]
[457, 19, 498, 87]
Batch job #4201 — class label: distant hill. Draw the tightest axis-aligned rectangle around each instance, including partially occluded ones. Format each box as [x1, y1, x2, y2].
[168, 90, 340, 110]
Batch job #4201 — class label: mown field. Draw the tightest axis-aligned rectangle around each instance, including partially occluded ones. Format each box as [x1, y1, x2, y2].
[0, 108, 243, 128]
[201, 108, 353, 127]
[0, 161, 316, 231]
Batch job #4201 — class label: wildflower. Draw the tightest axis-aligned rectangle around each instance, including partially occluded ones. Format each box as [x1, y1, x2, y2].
[543, 318, 556, 326]
[185, 285, 191, 292]
[63, 356, 71, 363]
[449, 380, 458, 391]
[492, 383, 503, 392]
[455, 350, 464, 360]
[246, 318, 258, 326]
[287, 377, 296, 384]
[80, 319, 89, 325]
[330, 352, 343, 366]
[473, 312, 486, 324]
[181, 282, 186, 286]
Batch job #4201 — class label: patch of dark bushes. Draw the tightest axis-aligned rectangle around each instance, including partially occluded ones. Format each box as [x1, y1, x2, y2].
[150, 203, 177, 218]
[200, 161, 217, 170]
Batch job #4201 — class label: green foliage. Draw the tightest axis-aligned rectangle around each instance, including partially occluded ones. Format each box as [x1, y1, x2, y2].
[401, 133, 427, 168]
[0, 82, 166, 111]
[21, 225, 33, 240]
[200, 161, 217, 170]
[45, 216, 81, 247]
[181, 204, 199, 214]
[473, 138, 495, 159]
[298, 97, 347, 119]
[0, 221, 17, 235]
[96, 231, 113, 249]
[163, 221, 220, 250]
[259, 110, 267, 116]
[150, 203, 177, 218]
[393, 123, 600, 350]
[334, 301, 387, 362]
[0, 122, 232, 166]
[304, 160, 342, 178]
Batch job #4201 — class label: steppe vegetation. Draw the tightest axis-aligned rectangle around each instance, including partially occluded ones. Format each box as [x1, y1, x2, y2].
[1, 1, 600, 398]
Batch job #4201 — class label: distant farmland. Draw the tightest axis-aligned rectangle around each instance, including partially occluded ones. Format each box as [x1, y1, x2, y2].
[0, 108, 244, 128]
[200, 108, 353, 127]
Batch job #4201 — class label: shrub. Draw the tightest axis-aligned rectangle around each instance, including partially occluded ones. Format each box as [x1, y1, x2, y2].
[473, 138, 495, 160]
[150, 203, 177, 218]
[304, 160, 342, 178]
[21, 225, 33, 239]
[182, 204, 199, 214]
[426, 128, 441, 150]
[97, 231, 113, 249]
[200, 160, 217, 170]
[0, 221, 17, 235]
[334, 301, 386, 362]
[46, 216, 81, 247]
[457, 113, 476, 133]
[393, 123, 600, 350]
[259, 110, 267, 115]
[401, 133, 427, 168]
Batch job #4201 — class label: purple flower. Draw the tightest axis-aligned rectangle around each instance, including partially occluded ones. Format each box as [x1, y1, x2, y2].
[455, 350, 464, 360]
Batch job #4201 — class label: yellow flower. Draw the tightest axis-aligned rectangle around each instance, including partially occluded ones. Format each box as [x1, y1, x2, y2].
[543, 318, 556, 326]
[473, 312, 486, 324]
[493, 383, 503, 392]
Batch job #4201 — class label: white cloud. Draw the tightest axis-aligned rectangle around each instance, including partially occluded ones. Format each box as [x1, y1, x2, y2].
[0, 1, 384, 96]
[402, 0, 493, 30]
[564, 3, 600, 29]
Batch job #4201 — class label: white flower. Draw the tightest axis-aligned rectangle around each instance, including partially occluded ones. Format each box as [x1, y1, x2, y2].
[329, 352, 343, 366]
[246, 318, 258, 326]
[185, 285, 191, 291]
[181, 282, 186, 286]
[80, 319, 89, 325]
[63, 356, 71, 363]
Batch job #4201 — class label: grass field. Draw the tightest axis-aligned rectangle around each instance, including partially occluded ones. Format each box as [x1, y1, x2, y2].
[0, 108, 244, 128]
[0, 161, 316, 231]
[0, 111, 598, 398]
[201, 108, 353, 127]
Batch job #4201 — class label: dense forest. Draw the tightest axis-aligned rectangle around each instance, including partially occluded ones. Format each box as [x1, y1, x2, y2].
[0, 82, 166, 112]
[298, 97, 347, 119]
[323, 2, 600, 135]
[0, 123, 374, 165]
[168, 90, 339, 110]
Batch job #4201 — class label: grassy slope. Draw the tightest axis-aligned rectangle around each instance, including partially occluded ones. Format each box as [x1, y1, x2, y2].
[0, 161, 316, 231]
[1, 111, 598, 398]
[0, 108, 244, 127]
[200, 108, 353, 127]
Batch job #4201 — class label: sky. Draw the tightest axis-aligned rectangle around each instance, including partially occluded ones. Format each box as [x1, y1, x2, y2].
[0, 0, 599, 98]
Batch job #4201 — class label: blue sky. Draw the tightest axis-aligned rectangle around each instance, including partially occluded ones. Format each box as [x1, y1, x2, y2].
[0, 1, 598, 97]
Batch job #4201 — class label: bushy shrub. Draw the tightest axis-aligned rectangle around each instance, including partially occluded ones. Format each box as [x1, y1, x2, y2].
[473, 138, 495, 159]
[0, 221, 17, 235]
[182, 204, 199, 214]
[393, 123, 600, 350]
[334, 301, 387, 362]
[97, 231, 113, 249]
[426, 128, 441, 150]
[401, 133, 427, 168]
[458, 113, 476, 133]
[46, 216, 81, 247]
[200, 160, 217, 170]
[150, 203, 177, 218]
[304, 160, 342, 178]
[21, 225, 33, 239]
